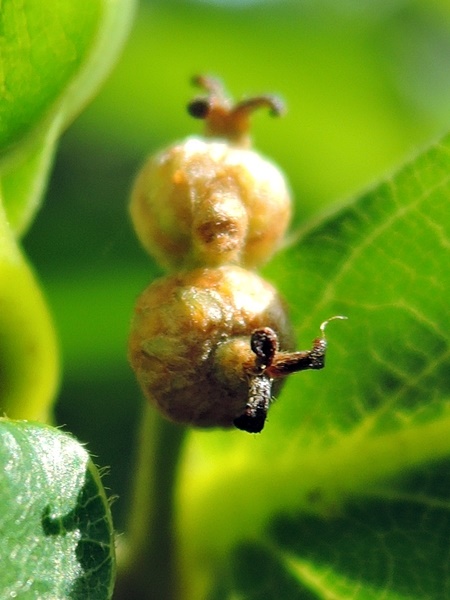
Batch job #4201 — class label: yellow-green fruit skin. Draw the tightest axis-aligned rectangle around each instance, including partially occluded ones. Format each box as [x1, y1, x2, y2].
[129, 137, 291, 272]
[128, 265, 294, 428]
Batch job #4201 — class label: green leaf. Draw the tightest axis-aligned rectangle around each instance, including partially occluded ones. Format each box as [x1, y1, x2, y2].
[0, 201, 59, 421]
[176, 134, 450, 598]
[1, 124, 59, 237]
[0, 2, 96, 155]
[0, 0, 135, 418]
[0, 419, 115, 599]
[0, 0, 135, 236]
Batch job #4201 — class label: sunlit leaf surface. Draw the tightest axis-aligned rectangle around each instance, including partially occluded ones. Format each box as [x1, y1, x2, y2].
[0, 420, 115, 599]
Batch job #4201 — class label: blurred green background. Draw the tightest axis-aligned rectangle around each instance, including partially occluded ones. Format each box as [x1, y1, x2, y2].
[22, 0, 450, 529]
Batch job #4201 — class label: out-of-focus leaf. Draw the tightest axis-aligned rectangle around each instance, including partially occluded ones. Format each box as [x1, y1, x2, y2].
[1, 124, 59, 237]
[0, 2, 98, 156]
[0, 0, 136, 237]
[176, 134, 450, 598]
[0, 201, 58, 421]
[0, 0, 135, 418]
[0, 419, 115, 599]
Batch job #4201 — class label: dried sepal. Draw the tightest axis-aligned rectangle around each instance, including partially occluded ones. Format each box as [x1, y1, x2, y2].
[187, 74, 285, 147]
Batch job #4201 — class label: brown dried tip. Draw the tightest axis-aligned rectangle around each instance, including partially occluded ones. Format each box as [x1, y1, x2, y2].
[234, 317, 347, 433]
[186, 74, 285, 146]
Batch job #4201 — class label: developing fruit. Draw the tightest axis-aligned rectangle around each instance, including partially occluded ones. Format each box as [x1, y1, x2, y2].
[129, 76, 345, 433]
[129, 75, 291, 272]
[128, 266, 294, 429]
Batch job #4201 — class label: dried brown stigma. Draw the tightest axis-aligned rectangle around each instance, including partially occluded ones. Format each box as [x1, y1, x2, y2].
[250, 326, 278, 373]
[187, 74, 285, 147]
[234, 316, 347, 433]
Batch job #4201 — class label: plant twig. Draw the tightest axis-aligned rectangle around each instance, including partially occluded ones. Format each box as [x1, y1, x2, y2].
[114, 404, 186, 600]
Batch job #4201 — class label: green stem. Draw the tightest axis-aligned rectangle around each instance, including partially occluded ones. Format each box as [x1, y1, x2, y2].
[114, 403, 186, 600]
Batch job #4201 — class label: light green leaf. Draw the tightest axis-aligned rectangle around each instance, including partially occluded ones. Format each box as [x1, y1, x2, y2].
[0, 0, 135, 236]
[0, 2, 98, 154]
[0, 201, 59, 421]
[0, 419, 115, 599]
[0, 0, 135, 418]
[1, 122, 59, 238]
[176, 134, 450, 598]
